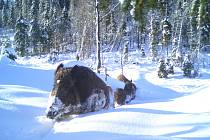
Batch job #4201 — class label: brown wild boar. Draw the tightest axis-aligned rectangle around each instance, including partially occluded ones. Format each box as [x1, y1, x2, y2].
[47, 64, 111, 119]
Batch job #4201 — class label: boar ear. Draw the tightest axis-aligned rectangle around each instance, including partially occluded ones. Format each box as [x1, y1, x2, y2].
[55, 63, 64, 74]
[72, 65, 79, 72]
[71, 65, 80, 78]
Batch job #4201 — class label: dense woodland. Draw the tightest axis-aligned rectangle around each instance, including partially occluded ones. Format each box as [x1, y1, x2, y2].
[0, 0, 210, 76]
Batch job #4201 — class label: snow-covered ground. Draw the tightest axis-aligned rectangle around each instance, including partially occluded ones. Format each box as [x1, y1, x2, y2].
[0, 51, 210, 140]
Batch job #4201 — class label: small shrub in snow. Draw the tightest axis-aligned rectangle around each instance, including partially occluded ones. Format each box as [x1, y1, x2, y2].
[166, 58, 174, 75]
[4, 50, 17, 61]
[140, 47, 146, 57]
[1, 35, 17, 61]
[182, 55, 193, 78]
[157, 58, 168, 78]
[48, 51, 58, 63]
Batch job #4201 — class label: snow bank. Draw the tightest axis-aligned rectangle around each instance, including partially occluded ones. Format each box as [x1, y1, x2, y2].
[1, 52, 210, 140]
[0, 55, 16, 65]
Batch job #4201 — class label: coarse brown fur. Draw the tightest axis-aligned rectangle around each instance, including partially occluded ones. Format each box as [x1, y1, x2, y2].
[116, 74, 137, 104]
[114, 88, 126, 106]
[124, 81, 137, 102]
[116, 74, 130, 83]
[47, 64, 110, 119]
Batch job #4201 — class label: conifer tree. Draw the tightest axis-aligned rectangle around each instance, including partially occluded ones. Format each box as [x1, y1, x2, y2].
[0, 0, 4, 10]
[30, 0, 41, 54]
[14, 15, 30, 56]
[1, 35, 17, 61]
[8, 3, 16, 28]
[162, 18, 172, 57]
[2, 0, 9, 27]
[140, 47, 146, 57]
[166, 58, 174, 75]
[183, 54, 193, 77]
[158, 58, 168, 78]
[108, 11, 117, 42]
[150, 14, 159, 60]
[22, 0, 29, 19]
[14, 0, 22, 20]
[0, 0, 4, 28]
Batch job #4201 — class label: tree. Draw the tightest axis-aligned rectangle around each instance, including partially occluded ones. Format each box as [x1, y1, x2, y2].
[149, 12, 159, 60]
[161, 18, 172, 57]
[0, 0, 4, 28]
[189, 0, 208, 77]
[22, 0, 31, 19]
[29, 0, 41, 54]
[0, 0, 4, 10]
[2, 0, 9, 27]
[96, 0, 101, 73]
[183, 54, 193, 78]
[157, 58, 168, 78]
[14, 0, 22, 21]
[197, 0, 208, 49]
[123, 0, 160, 60]
[8, 3, 16, 28]
[0, 35, 17, 61]
[14, 15, 30, 56]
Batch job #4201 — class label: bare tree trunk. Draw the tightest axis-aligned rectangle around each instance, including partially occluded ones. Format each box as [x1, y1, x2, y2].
[96, 0, 101, 73]
[79, 24, 87, 59]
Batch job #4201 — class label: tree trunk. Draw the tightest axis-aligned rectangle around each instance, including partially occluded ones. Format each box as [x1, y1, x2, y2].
[96, 0, 101, 73]
[80, 24, 87, 59]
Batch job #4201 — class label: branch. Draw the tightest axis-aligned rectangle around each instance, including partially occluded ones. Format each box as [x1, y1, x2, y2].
[99, 2, 120, 22]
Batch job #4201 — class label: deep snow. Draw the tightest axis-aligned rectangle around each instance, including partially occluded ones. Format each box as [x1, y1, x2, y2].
[0, 51, 210, 140]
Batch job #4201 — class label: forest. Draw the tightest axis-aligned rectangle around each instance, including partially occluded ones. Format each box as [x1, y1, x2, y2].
[0, 0, 210, 76]
[1, 1, 210, 139]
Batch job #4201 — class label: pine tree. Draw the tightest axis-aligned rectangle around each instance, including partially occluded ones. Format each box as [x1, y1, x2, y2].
[0, 0, 4, 10]
[30, 20, 41, 54]
[108, 11, 117, 42]
[166, 58, 174, 74]
[158, 58, 168, 78]
[198, 0, 208, 48]
[22, 0, 29, 19]
[38, 0, 52, 54]
[149, 13, 159, 60]
[45, 0, 51, 24]
[14, 0, 22, 21]
[190, 0, 199, 51]
[2, 0, 9, 27]
[14, 15, 30, 57]
[40, 26, 52, 54]
[1, 35, 17, 61]
[183, 54, 193, 77]
[0, 0, 4, 28]
[30, 0, 41, 54]
[8, 3, 16, 28]
[162, 18, 172, 57]
[202, 1, 210, 45]
[140, 47, 146, 57]
[122, 0, 132, 13]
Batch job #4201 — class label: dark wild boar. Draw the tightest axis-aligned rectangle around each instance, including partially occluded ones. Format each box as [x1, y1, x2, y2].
[47, 64, 111, 119]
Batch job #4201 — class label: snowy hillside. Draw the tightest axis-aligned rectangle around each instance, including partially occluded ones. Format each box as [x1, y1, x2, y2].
[0, 52, 210, 140]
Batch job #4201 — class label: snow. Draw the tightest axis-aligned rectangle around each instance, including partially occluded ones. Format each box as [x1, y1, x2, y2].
[0, 55, 16, 65]
[1, 52, 210, 140]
